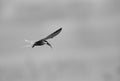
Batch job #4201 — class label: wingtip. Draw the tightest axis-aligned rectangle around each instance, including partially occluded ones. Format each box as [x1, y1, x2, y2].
[59, 27, 62, 31]
[60, 27, 62, 30]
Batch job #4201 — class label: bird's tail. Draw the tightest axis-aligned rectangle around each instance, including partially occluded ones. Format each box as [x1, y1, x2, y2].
[46, 41, 52, 48]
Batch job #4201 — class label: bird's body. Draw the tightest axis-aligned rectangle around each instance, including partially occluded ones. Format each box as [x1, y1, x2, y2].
[31, 28, 62, 48]
[32, 39, 45, 48]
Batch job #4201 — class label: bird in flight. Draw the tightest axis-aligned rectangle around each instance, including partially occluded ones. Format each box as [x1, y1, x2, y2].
[25, 28, 62, 48]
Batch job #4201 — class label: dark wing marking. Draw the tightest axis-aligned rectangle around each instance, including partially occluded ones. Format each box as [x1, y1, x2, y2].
[43, 28, 62, 40]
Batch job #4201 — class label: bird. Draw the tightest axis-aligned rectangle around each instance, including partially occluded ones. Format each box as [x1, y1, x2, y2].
[31, 28, 62, 48]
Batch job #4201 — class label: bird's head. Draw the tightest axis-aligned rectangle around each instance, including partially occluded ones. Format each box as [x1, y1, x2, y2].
[32, 43, 37, 48]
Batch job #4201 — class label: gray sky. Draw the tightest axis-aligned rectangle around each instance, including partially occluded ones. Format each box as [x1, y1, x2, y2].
[0, 0, 120, 81]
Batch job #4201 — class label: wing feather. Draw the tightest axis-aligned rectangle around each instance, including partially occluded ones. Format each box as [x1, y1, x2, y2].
[43, 28, 62, 40]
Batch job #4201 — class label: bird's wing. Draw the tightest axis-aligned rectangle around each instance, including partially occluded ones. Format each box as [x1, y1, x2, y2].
[43, 28, 62, 40]
[46, 42, 52, 48]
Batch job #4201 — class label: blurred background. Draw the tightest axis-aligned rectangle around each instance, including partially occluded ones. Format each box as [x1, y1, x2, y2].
[0, 0, 120, 81]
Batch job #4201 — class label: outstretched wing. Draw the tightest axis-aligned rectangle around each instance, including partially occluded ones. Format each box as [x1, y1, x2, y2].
[46, 42, 52, 48]
[43, 28, 62, 40]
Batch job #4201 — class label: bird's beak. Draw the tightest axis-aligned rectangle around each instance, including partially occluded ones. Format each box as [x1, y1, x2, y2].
[32, 44, 35, 48]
